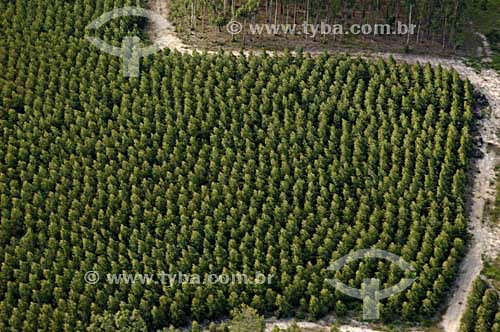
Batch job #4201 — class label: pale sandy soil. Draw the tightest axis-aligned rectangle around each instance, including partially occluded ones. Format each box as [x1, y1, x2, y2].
[146, 0, 192, 53]
[146, 2, 500, 332]
[264, 316, 427, 332]
[264, 316, 392, 332]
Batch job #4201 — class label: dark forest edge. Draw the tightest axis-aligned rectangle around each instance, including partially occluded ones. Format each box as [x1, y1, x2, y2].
[165, 0, 499, 56]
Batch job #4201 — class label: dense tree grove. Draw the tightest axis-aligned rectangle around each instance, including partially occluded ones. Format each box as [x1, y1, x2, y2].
[459, 278, 500, 332]
[0, 0, 478, 331]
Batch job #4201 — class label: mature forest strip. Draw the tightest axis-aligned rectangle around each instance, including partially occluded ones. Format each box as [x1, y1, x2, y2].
[167, 0, 480, 49]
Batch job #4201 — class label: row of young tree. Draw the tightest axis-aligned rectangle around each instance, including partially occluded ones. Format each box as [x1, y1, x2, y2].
[168, 0, 488, 48]
[0, 0, 478, 330]
[86, 305, 264, 331]
[460, 278, 500, 332]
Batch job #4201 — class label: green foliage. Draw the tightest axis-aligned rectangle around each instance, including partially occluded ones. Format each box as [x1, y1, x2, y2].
[492, 164, 500, 223]
[229, 305, 265, 332]
[330, 325, 341, 332]
[191, 321, 202, 332]
[284, 322, 300, 332]
[0, 1, 478, 331]
[459, 277, 500, 332]
[88, 309, 147, 332]
[492, 310, 500, 332]
[483, 256, 500, 290]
